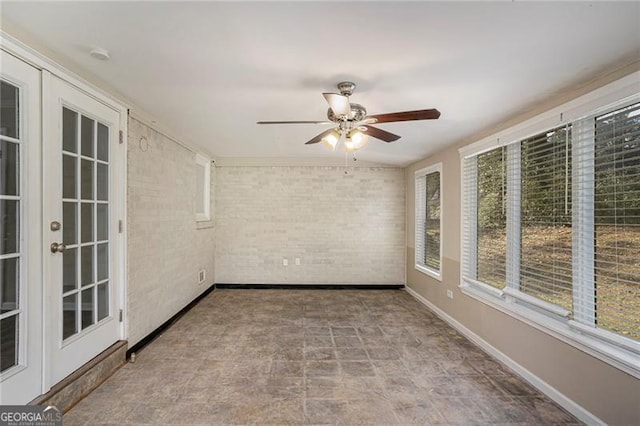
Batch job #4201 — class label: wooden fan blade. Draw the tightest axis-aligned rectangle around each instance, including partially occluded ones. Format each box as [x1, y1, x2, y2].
[323, 93, 351, 117]
[368, 108, 441, 123]
[257, 120, 332, 125]
[363, 125, 401, 143]
[305, 129, 335, 145]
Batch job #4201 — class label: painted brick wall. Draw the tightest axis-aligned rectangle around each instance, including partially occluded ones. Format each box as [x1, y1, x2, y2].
[127, 118, 215, 346]
[215, 165, 405, 285]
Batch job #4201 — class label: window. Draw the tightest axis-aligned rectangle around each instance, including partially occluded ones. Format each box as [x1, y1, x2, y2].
[415, 164, 442, 279]
[519, 125, 573, 311]
[195, 153, 210, 222]
[592, 103, 640, 340]
[461, 92, 640, 376]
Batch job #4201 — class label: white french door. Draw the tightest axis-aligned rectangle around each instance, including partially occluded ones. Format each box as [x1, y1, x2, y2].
[0, 43, 125, 405]
[0, 50, 43, 405]
[44, 75, 123, 387]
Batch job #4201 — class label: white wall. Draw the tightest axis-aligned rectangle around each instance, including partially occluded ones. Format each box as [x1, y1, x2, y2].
[127, 117, 215, 345]
[215, 164, 405, 285]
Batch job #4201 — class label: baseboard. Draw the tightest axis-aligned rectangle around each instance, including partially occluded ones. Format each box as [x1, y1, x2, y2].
[404, 286, 604, 426]
[215, 283, 405, 290]
[126, 283, 215, 358]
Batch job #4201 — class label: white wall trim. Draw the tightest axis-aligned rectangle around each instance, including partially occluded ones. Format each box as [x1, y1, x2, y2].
[404, 286, 605, 426]
[214, 156, 395, 168]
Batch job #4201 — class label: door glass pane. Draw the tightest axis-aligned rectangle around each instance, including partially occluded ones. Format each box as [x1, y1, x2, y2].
[62, 155, 77, 199]
[63, 248, 77, 293]
[62, 294, 77, 340]
[0, 257, 19, 314]
[62, 107, 78, 153]
[63, 202, 77, 244]
[97, 204, 108, 241]
[97, 243, 108, 281]
[97, 163, 108, 201]
[81, 245, 94, 286]
[61, 110, 113, 340]
[97, 123, 108, 162]
[81, 159, 93, 200]
[81, 116, 94, 158]
[0, 315, 18, 372]
[81, 203, 93, 243]
[81, 287, 94, 329]
[0, 81, 19, 139]
[0, 140, 19, 196]
[0, 200, 19, 254]
[97, 282, 108, 321]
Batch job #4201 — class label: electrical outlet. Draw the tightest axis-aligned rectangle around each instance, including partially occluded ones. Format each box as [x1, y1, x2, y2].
[198, 269, 206, 284]
[295, 257, 301, 266]
[446, 289, 454, 299]
[283, 258, 288, 266]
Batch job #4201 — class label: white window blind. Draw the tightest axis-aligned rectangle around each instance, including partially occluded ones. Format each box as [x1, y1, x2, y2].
[518, 125, 573, 311]
[415, 164, 441, 277]
[589, 102, 640, 341]
[476, 147, 507, 289]
[425, 171, 441, 271]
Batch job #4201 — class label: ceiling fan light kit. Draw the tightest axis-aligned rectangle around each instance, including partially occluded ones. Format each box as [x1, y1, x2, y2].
[258, 81, 440, 154]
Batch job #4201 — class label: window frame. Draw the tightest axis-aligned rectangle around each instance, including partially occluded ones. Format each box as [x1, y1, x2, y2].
[458, 70, 640, 379]
[415, 163, 443, 280]
[195, 153, 211, 222]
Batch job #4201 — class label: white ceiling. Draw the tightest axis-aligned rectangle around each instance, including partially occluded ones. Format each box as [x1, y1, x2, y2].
[2, 1, 639, 166]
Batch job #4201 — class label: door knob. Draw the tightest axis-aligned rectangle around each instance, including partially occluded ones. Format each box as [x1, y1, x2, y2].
[50, 242, 66, 253]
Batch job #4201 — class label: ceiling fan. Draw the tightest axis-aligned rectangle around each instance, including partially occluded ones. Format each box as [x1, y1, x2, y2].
[257, 81, 441, 152]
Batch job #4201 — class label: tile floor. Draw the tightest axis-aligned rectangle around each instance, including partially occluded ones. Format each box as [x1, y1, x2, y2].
[64, 289, 581, 425]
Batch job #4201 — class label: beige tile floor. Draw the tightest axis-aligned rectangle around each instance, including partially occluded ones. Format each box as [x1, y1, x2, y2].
[64, 289, 580, 425]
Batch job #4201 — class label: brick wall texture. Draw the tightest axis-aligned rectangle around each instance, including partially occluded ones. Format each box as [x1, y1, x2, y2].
[215, 165, 406, 285]
[127, 118, 215, 346]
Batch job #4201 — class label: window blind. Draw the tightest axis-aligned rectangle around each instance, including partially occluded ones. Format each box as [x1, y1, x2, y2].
[518, 125, 573, 311]
[415, 166, 441, 275]
[425, 171, 441, 270]
[476, 147, 507, 289]
[415, 174, 427, 269]
[590, 102, 640, 341]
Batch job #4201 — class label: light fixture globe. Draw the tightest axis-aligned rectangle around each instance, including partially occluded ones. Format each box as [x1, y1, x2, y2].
[343, 130, 369, 152]
[321, 130, 340, 151]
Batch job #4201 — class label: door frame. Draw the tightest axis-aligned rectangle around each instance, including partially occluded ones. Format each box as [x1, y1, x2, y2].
[1, 31, 128, 394]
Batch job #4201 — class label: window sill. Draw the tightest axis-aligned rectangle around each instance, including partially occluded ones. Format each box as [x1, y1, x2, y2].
[415, 264, 442, 281]
[195, 220, 213, 230]
[459, 280, 640, 379]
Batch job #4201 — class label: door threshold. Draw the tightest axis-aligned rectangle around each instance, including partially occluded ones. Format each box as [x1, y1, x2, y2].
[30, 341, 127, 413]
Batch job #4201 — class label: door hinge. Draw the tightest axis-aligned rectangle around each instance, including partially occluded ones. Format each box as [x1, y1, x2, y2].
[119, 130, 124, 144]
[118, 220, 123, 233]
[119, 309, 123, 322]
